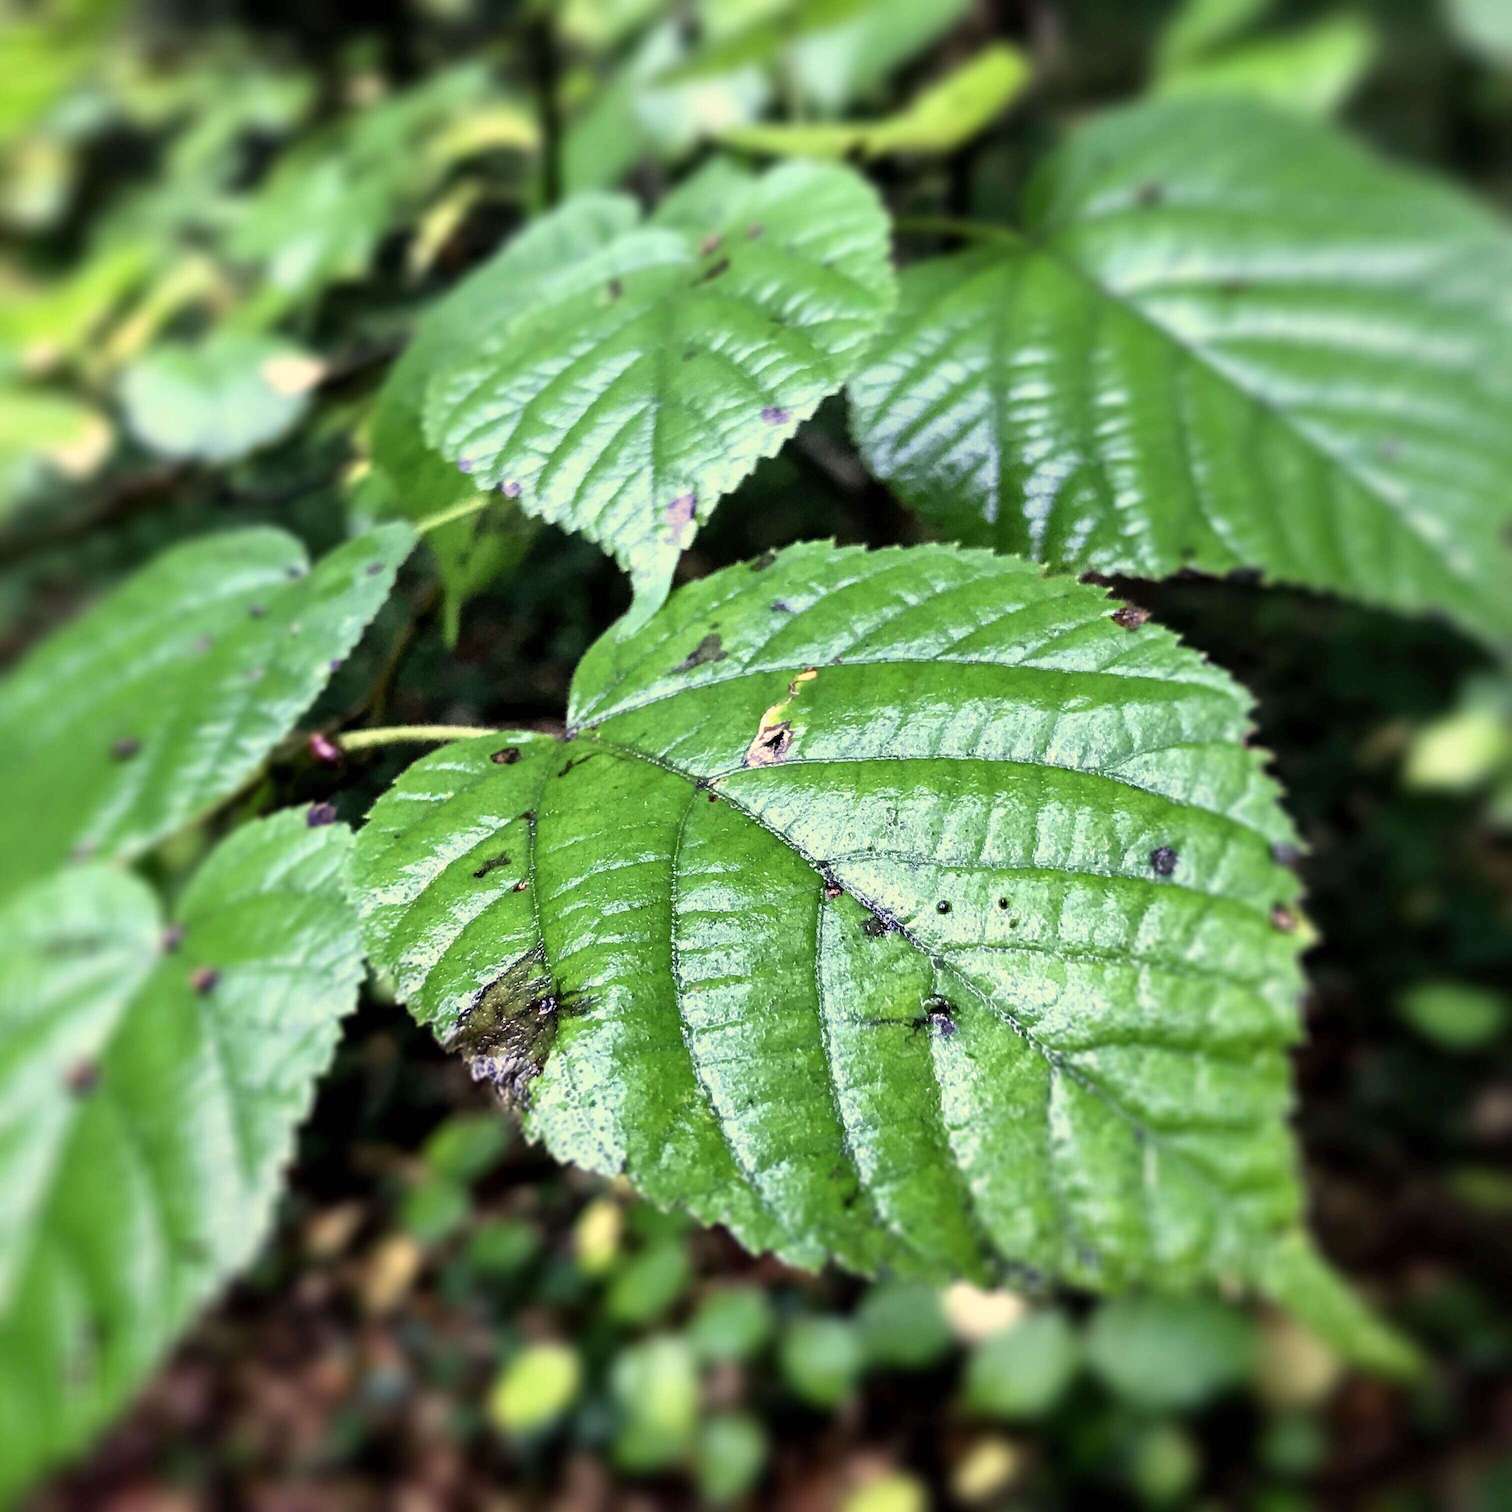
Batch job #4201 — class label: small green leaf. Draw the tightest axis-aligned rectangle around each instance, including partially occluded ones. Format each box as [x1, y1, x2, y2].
[780, 1316, 864, 1407]
[720, 44, 1030, 158]
[695, 1411, 767, 1503]
[850, 100, 1512, 648]
[689, 1285, 775, 1362]
[489, 1341, 582, 1436]
[370, 195, 634, 635]
[963, 1309, 1081, 1419]
[0, 522, 412, 900]
[0, 810, 364, 1502]
[118, 331, 322, 462]
[1086, 1294, 1255, 1411]
[1399, 982, 1508, 1052]
[856, 1280, 953, 1369]
[1155, 14, 1376, 117]
[352, 540, 1406, 1366]
[422, 163, 894, 625]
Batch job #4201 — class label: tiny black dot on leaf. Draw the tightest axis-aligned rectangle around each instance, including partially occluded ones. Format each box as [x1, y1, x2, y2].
[1149, 846, 1178, 877]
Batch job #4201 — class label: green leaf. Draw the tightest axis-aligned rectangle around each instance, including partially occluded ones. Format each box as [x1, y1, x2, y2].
[962, 1309, 1081, 1419]
[850, 100, 1512, 648]
[369, 195, 636, 636]
[422, 162, 894, 625]
[118, 331, 323, 462]
[0, 522, 412, 901]
[1154, 0, 1273, 73]
[1398, 982, 1508, 1052]
[352, 540, 1406, 1367]
[789, 0, 973, 114]
[1154, 14, 1376, 117]
[0, 809, 364, 1501]
[1085, 1294, 1255, 1411]
[719, 44, 1030, 158]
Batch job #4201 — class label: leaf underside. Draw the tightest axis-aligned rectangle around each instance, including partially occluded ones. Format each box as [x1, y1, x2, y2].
[349, 541, 1414, 1364]
[849, 98, 1512, 647]
[0, 521, 412, 902]
[0, 812, 364, 1502]
[422, 161, 895, 626]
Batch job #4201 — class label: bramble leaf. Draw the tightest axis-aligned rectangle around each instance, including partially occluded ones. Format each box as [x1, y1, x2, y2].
[351, 540, 1411, 1371]
[422, 162, 894, 627]
[0, 522, 412, 900]
[0, 810, 364, 1502]
[849, 99, 1512, 648]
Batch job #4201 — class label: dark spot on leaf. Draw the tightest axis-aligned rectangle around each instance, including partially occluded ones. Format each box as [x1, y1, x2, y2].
[473, 853, 512, 879]
[936, 900, 951, 914]
[760, 405, 790, 424]
[1271, 903, 1298, 932]
[675, 632, 726, 671]
[696, 257, 730, 284]
[682, 347, 696, 361]
[707, 791, 718, 802]
[558, 753, 595, 778]
[997, 897, 1009, 910]
[491, 746, 521, 765]
[746, 222, 764, 240]
[286, 564, 305, 580]
[328, 658, 343, 672]
[502, 479, 522, 498]
[744, 720, 793, 768]
[110, 736, 141, 761]
[248, 603, 267, 619]
[512, 879, 529, 893]
[862, 909, 898, 938]
[365, 562, 384, 576]
[1136, 181, 1164, 207]
[1219, 277, 1249, 295]
[65, 1060, 101, 1096]
[699, 232, 723, 256]
[771, 598, 792, 613]
[1149, 846, 1178, 877]
[607, 277, 623, 300]
[1271, 842, 1302, 868]
[309, 732, 342, 765]
[750, 549, 777, 572]
[306, 801, 338, 828]
[823, 875, 843, 901]
[520, 809, 536, 822]
[451, 948, 565, 1110]
[666, 492, 697, 536]
[161, 923, 185, 953]
[922, 998, 957, 1038]
[1111, 603, 1150, 630]
[190, 966, 220, 995]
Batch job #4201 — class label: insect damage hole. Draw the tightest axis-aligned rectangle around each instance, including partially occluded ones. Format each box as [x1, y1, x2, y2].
[451, 949, 580, 1109]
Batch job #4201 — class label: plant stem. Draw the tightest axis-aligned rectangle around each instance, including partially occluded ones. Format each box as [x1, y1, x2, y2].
[415, 494, 494, 536]
[337, 724, 498, 751]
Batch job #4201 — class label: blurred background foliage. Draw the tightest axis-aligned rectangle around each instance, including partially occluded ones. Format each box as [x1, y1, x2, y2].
[2, 0, 1510, 1507]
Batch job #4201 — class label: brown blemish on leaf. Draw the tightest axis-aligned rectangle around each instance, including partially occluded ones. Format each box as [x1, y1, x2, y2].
[742, 667, 818, 768]
[699, 232, 723, 256]
[750, 549, 777, 572]
[161, 923, 185, 953]
[607, 277, 623, 300]
[1149, 846, 1178, 877]
[110, 736, 141, 761]
[1270, 903, 1298, 932]
[1111, 603, 1150, 630]
[665, 492, 697, 548]
[65, 1059, 101, 1096]
[491, 746, 521, 765]
[472, 853, 511, 879]
[696, 257, 730, 284]
[450, 948, 561, 1109]
[190, 966, 220, 994]
[1136, 181, 1164, 207]
[922, 997, 957, 1038]
[862, 911, 897, 938]
[675, 632, 726, 672]
[746, 223, 764, 240]
[760, 405, 790, 424]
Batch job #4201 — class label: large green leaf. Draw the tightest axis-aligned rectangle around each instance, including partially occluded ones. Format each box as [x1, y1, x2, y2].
[422, 162, 894, 626]
[0, 522, 412, 900]
[0, 810, 363, 1501]
[352, 541, 1409, 1371]
[849, 100, 1512, 648]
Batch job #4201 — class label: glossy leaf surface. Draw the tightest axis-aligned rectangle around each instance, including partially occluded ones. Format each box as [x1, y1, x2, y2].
[849, 100, 1512, 646]
[351, 541, 1407, 1368]
[0, 811, 364, 1501]
[0, 522, 412, 899]
[423, 163, 894, 625]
